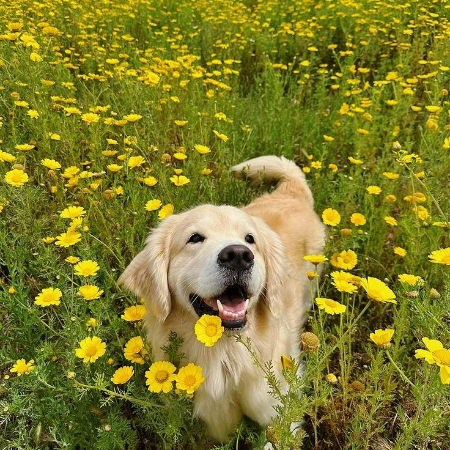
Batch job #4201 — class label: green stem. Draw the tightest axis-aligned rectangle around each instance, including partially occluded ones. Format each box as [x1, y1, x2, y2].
[385, 349, 415, 388]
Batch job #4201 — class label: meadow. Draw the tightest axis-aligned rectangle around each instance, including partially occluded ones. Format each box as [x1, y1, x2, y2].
[1, 0, 450, 448]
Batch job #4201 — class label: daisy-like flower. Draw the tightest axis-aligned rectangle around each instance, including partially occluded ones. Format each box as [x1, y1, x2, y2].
[5, 169, 28, 187]
[394, 247, 407, 257]
[145, 199, 162, 211]
[10, 359, 35, 376]
[428, 248, 450, 265]
[315, 298, 346, 314]
[78, 285, 104, 300]
[195, 315, 224, 347]
[55, 231, 81, 247]
[415, 338, 450, 384]
[142, 176, 158, 186]
[350, 213, 366, 226]
[330, 249, 358, 270]
[170, 175, 190, 186]
[35, 287, 62, 307]
[15, 144, 35, 151]
[366, 186, 382, 195]
[280, 355, 294, 370]
[370, 329, 394, 348]
[75, 336, 106, 363]
[0, 150, 16, 162]
[213, 130, 228, 141]
[127, 156, 145, 168]
[333, 279, 358, 293]
[176, 363, 205, 394]
[124, 336, 148, 364]
[107, 164, 123, 172]
[81, 113, 100, 124]
[74, 260, 100, 277]
[145, 361, 177, 393]
[398, 274, 424, 286]
[384, 216, 398, 226]
[174, 120, 188, 127]
[111, 366, 134, 385]
[41, 159, 61, 170]
[322, 208, 341, 226]
[121, 305, 146, 321]
[360, 277, 396, 303]
[123, 114, 142, 122]
[194, 144, 211, 155]
[65, 256, 80, 264]
[158, 204, 174, 220]
[303, 254, 328, 265]
[60, 206, 86, 219]
[42, 237, 55, 244]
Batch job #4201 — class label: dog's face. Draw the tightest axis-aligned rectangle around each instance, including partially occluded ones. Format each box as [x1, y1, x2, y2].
[119, 204, 286, 331]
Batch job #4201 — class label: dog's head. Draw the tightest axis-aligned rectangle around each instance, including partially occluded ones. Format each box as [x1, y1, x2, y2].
[119, 205, 286, 331]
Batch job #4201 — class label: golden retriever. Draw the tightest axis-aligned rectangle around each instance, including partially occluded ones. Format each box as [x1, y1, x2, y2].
[119, 155, 324, 442]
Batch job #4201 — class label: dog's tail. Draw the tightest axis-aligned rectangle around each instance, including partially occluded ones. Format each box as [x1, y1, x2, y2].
[231, 155, 313, 205]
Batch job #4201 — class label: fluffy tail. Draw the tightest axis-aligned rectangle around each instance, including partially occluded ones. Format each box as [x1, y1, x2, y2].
[231, 155, 313, 205]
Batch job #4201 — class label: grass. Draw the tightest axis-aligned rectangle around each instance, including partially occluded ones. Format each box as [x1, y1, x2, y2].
[1, 0, 450, 448]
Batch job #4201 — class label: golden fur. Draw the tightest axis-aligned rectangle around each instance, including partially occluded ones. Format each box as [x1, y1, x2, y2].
[119, 155, 324, 442]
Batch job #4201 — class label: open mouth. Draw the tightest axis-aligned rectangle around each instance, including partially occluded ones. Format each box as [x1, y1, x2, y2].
[189, 284, 250, 331]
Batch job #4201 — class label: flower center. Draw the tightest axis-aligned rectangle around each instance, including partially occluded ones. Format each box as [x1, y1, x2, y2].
[205, 324, 217, 337]
[84, 345, 97, 357]
[184, 375, 197, 387]
[155, 370, 169, 383]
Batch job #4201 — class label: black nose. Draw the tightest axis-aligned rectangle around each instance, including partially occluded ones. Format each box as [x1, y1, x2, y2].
[217, 245, 254, 271]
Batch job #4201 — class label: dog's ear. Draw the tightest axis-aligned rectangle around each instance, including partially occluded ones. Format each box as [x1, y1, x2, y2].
[253, 217, 287, 317]
[119, 215, 178, 322]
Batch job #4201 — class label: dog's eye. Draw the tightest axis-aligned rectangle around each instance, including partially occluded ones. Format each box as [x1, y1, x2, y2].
[245, 234, 255, 244]
[188, 233, 205, 244]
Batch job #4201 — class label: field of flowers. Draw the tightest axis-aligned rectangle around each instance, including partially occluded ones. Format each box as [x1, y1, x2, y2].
[1, 0, 450, 448]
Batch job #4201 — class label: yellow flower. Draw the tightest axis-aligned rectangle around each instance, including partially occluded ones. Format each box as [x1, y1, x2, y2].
[322, 208, 341, 226]
[75, 336, 106, 363]
[55, 231, 81, 247]
[127, 156, 145, 168]
[10, 359, 35, 376]
[121, 305, 147, 321]
[174, 120, 188, 126]
[398, 274, 424, 286]
[15, 144, 35, 151]
[78, 285, 104, 300]
[170, 175, 190, 186]
[415, 337, 445, 364]
[107, 164, 123, 172]
[42, 237, 55, 244]
[158, 204, 174, 220]
[27, 109, 39, 118]
[41, 159, 61, 170]
[176, 363, 205, 394]
[333, 279, 358, 293]
[213, 130, 228, 141]
[384, 216, 398, 226]
[194, 315, 224, 347]
[383, 172, 400, 180]
[65, 256, 80, 264]
[323, 135, 334, 142]
[145, 199, 162, 211]
[123, 114, 142, 122]
[385, 194, 397, 203]
[5, 169, 28, 187]
[35, 287, 62, 307]
[0, 150, 16, 162]
[370, 329, 394, 348]
[330, 250, 358, 270]
[60, 206, 86, 219]
[366, 185, 382, 195]
[111, 366, 134, 385]
[315, 298, 346, 315]
[394, 247, 407, 257]
[124, 336, 148, 364]
[350, 213, 366, 226]
[74, 260, 100, 277]
[303, 254, 328, 265]
[146, 361, 177, 393]
[360, 277, 396, 303]
[428, 248, 450, 265]
[281, 355, 294, 370]
[348, 156, 363, 165]
[142, 176, 158, 186]
[82, 113, 100, 124]
[194, 144, 211, 155]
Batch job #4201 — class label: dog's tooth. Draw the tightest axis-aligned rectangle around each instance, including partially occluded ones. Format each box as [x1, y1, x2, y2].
[217, 299, 224, 313]
[245, 299, 249, 310]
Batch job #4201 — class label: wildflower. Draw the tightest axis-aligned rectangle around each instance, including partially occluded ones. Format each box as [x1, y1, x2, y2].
[86, 318, 98, 327]
[333, 279, 358, 293]
[428, 248, 450, 265]
[383, 172, 400, 180]
[55, 231, 81, 247]
[0, 150, 16, 162]
[176, 363, 205, 394]
[195, 315, 224, 347]
[398, 274, 424, 286]
[10, 359, 35, 376]
[370, 329, 394, 348]
[303, 254, 328, 265]
[322, 208, 341, 226]
[195, 144, 211, 155]
[307, 271, 319, 280]
[384, 216, 398, 226]
[111, 366, 134, 384]
[5, 169, 28, 187]
[15, 144, 35, 151]
[394, 247, 407, 257]
[174, 120, 188, 126]
[300, 332, 320, 351]
[366, 186, 382, 195]
[348, 156, 363, 165]
[123, 336, 148, 364]
[78, 285, 104, 300]
[128, 156, 145, 168]
[158, 204, 174, 220]
[35, 287, 62, 307]
[325, 373, 338, 384]
[350, 213, 366, 226]
[170, 175, 190, 186]
[145, 361, 177, 393]
[75, 336, 106, 363]
[323, 135, 334, 142]
[385, 194, 397, 203]
[330, 249, 358, 270]
[121, 305, 146, 321]
[213, 130, 228, 141]
[74, 260, 100, 277]
[281, 355, 294, 370]
[82, 113, 100, 124]
[41, 159, 61, 170]
[315, 298, 346, 314]
[329, 163, 338, 173]
[27, 109, 39, 118]
[145, 199, 162, 211]
[107, 164, 123, 172]
[42, 237, 55, 244]
[60, 206, 86, 219]
[360, 277, 396, 303]
[123, 114, 142, 122]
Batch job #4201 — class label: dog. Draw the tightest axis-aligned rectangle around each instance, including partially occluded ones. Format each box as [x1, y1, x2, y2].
[119, 155, 324, 442]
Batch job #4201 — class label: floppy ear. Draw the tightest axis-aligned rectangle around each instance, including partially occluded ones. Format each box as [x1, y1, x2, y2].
[252, 217, 287, 317]
[118, 215, 178, 322]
